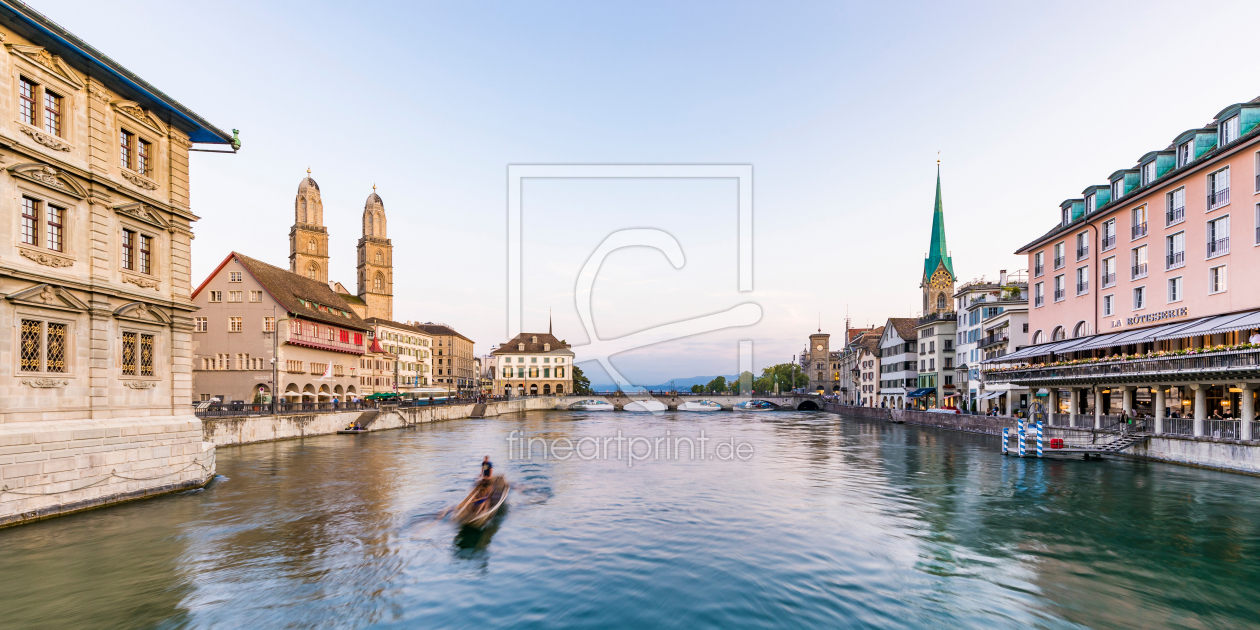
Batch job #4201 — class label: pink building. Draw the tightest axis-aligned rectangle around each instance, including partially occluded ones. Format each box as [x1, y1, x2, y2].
[986, 96, 1260, 440]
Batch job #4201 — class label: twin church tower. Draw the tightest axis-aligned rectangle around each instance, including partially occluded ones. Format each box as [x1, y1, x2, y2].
[288, 170, 393, 320]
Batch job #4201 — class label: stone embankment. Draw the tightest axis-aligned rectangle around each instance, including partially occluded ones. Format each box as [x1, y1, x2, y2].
[824, 402, 1260, 476]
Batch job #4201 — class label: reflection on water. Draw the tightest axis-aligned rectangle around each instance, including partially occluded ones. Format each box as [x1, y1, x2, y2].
[2, 410, 1260, 629]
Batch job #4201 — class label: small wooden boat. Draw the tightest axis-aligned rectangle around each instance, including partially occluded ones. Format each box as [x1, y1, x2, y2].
[336, 427, 369, 434]
[452, 475, 510, 528]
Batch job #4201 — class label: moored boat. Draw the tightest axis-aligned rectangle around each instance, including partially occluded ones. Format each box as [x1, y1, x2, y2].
[623, 399, 667, 413]
[678, 399, 722, 412]
[734, 400, 774, 411]
[453, 475, 510, 529]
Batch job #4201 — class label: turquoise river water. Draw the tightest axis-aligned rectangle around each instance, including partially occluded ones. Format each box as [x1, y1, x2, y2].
[2, 409, 1259, 629]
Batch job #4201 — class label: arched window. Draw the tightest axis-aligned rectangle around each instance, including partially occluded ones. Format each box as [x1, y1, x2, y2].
[373, 272, 384, 292]
[1032, 330, 1045, 345]
[308, 262, 319, 280]
[1052, 326, 1066, 341]
[300, 198, 307, 223]
[374, 250, 383, 264]
[308, 238, 316, 253]
[936, 293, 946, 310]
[366, 213, 374, 236]
[1073, 321, 1092, 337]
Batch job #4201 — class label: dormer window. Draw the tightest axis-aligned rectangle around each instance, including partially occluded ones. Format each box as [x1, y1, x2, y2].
[1177, 140, 1193, 167]
[1220, 116, 1240, 145]
[1111, 179, 1124, 200]
[544, 343, 550, 351]
[1061, 206, 1070, 226]
[1085, 194, 1095, 215]
[1141, 161, 1156, 186]
[531, 336, 538, 343]
[518, 343, 525, 351]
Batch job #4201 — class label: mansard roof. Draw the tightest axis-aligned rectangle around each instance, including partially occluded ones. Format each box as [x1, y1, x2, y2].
[490, 332, 572, 354]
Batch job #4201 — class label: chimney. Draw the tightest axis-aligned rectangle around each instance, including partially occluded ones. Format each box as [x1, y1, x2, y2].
[999, 269, 1008, 285]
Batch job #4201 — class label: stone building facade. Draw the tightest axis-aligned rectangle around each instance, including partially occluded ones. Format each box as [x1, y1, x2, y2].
[357, 187, 392, 320]
[289, 171, 328, 284]
[0, 4, 235, 525]
[419, 323, 476, 394]
[491, 330, 575, 396]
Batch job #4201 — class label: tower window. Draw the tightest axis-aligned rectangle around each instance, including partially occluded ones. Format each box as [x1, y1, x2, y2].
[936, 293, 945, 310]
[374, 272, 383, 292]
[308, 262, 319, 280]
[375, 250, 383, 264]
[308, 238, 317, 253]
[300, 197, 308, 223]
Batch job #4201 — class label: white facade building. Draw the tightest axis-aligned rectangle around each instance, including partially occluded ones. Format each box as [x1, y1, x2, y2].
[877, 318, 919, 409]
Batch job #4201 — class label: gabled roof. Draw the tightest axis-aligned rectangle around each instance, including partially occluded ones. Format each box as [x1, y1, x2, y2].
[414, 323, 473, 342]
[490, 332, 573, 354]
[193, 252, 369, 331]
[884, 317, 918, 342]
[364, 317, 435, 337]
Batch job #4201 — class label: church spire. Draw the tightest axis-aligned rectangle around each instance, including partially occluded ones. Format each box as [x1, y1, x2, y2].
[924, 162, 954, 280]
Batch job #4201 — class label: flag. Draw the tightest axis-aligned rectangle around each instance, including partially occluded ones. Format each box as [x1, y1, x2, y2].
[320, 362, 333, 380]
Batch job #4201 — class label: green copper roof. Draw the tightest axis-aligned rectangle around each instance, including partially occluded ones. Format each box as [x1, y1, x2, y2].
[924, 165, 954, 280]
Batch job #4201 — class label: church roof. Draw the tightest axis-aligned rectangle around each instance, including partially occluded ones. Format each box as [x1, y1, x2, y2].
[490, 332, 573, 354]
[203, 252, 369, 331]
[924, 165, 954, 280]
[366, 192, 383, 208]
[298, 176, 319, 193]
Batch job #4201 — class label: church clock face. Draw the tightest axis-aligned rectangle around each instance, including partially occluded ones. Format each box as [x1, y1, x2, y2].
[930, 270, 952, 290]
[816, 344, 823, 351]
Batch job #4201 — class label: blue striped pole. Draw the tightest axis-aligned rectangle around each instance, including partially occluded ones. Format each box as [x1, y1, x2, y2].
[1018, 419, 1026, 457]
[1036, 421, 1044, 458]
[1002, 427, 1009, 455]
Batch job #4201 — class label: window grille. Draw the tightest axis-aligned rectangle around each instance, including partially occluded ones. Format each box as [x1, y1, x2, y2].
[122, 332, 137, 375]
[21, 319, 41, 372]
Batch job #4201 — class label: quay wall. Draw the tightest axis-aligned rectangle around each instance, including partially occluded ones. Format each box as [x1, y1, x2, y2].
[824, 402, 1260, 476]
[0, 415, 216, 528]
[203, 396, 565, 447]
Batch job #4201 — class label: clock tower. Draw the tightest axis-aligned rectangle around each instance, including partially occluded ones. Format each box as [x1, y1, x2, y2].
[807, 330, 830, 393]
[921, 163, 955, 315]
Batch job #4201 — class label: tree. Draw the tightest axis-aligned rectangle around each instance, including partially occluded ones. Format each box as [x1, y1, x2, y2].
[753, 363, 808, 393]
[729, 371, 755, 395]
[691, 384, 703, 393]
[705, 376, 728, 393]
[572, 365, 592, 394]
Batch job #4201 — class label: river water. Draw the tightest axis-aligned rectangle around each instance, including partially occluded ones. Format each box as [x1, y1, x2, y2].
[3, 410, 1259, 629]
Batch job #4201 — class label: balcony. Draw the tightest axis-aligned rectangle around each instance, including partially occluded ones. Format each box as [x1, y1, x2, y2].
[1101, 234, 1116, 250]
[1053, 256, 1065, 269]
[1208, 188, 1230, 211]
[1131, 263, 1148, 279]
[983, 347, 1260, 387]
[1076, 281, 1088, 295]
[977, 334, 1009, 350]
[1207, 237, 1230, 258]
[1034, 295, 1044, 307]
[1166, 251, 1184, 269]
[917, 311, 957, 325]
[1076, 246, 1089, 260]
[1167, 206, 1184, 225]
[1131, 222, 1147, 239]
[1034, 264, 1043, 277]
[1101, 272, 1115, 287]
[1054, 288, 1065, 301]
[285, 329, 366, 355]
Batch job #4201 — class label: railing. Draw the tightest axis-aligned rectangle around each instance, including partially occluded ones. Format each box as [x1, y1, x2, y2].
[1053, 256, 1065, 269]
[1034, 264, 1043, 277]
[1166, 251, 1184, 269]
[1097, 414, 1127, 432]
[1131, 222, 1147, 239]
[1131, 263, 1147, 279]
[917, 311, 957, 325]
[1207, 237, 1230, 258]
[1054, 288, 1065, 301]
[1101, 234, 1116, 250]
[1167, 206, 1184, 225]
[285, 329, 366, 355]
[1165, 418, 1194, 436]
[1034, 295, 1044, 307]
[193, 395, 503, 418]
[1076, 281, 1088, 295]
[977, 334, 1009, 350]
[1101, 272, 1115, 287]
[984, 348, 1260, 385]
[1076, 246, 1089, 260]
[1205, 419, 1241, 440]
[1253, 421, 1260, 440]
[1208, 188, 1230, 210]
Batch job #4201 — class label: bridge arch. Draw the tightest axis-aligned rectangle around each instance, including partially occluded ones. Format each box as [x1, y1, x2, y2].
[796, 400, 819, 411]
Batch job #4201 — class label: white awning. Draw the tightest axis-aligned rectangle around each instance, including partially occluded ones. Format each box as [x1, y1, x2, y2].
[980, 391, 1004, 400]
[1155, 310, 1260, 341]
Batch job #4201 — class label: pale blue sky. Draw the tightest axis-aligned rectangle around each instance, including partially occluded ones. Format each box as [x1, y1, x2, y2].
[44, 0, 1260, 383]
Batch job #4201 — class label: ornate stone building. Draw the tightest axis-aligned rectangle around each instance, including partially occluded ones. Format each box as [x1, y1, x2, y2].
[357, 187, 392, 320]
[289, 170, 328, 284]
[0, 4, 236, 525]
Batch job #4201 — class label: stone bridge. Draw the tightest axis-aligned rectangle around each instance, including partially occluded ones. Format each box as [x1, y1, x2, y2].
[554, 393, 824, 411]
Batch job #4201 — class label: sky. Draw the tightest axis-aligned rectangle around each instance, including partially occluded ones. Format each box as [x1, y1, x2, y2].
[41, 0, 1260, 384]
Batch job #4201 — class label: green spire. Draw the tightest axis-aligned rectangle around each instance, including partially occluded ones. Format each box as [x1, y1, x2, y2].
[924, 163, 954, 280]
